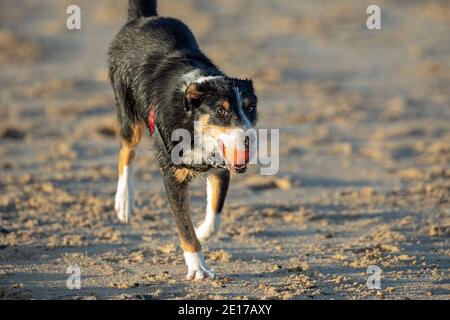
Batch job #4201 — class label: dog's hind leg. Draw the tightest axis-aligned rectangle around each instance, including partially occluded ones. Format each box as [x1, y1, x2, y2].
[115, 122, 143, 223]
[196, 170, 230, 242]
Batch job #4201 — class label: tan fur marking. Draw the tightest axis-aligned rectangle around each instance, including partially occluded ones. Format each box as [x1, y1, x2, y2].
[118, 147, 135, 176]
[223, 100, 230, 111]
[198, 114, 228, 139]
[117, 123, 143, 176]
[208, 174, 221, 213]
[178, 188, 201, 253]
[180, 238, 201, 253]
[198, 114, 210, 128]
[174, 168, 193, 184]
[129, 123, 143, 146]
[186, 83, 202, 100]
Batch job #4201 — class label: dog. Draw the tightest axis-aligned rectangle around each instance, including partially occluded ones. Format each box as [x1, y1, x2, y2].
[108, 0, 258, 280]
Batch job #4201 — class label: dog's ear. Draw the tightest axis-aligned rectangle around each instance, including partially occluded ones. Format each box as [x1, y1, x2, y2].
[184, 83, 204, 117]
[241, 78, 255, 92]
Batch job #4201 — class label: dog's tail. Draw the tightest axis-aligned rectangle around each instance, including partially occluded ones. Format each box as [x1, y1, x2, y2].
[128, 0, 158, 21]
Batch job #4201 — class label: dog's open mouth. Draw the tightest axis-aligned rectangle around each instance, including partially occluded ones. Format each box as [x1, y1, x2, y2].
[217, 138, 249, 174]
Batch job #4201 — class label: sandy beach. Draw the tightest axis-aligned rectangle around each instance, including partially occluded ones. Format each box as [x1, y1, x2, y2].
[0, 0, 449, 299]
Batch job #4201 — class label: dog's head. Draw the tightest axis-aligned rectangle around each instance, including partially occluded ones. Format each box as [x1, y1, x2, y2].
[183, 77, 258, 173]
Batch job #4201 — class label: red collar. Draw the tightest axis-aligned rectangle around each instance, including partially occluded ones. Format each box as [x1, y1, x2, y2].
[148, 98, 159, 135]
[148, 110, 156, 134]
[147, 97, 171, 159]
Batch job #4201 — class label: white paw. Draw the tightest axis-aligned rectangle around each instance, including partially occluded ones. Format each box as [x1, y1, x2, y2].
[184, 252, 216, 280]
[115, 189, 133, 223]
[115, 166, 134, 223]
[195, 215, 220, 242]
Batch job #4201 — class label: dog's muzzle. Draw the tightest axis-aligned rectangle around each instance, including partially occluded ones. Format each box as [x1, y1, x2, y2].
[217, 133, 251, 174]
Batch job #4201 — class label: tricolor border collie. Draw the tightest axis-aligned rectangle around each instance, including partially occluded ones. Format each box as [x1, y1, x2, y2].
[108, 0, 258, 280]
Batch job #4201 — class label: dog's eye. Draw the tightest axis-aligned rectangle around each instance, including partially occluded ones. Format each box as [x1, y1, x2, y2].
[246, 106, 254, 113]
[216, 107, 227, 117]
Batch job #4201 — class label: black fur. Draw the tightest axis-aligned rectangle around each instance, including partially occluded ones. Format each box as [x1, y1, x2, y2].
[108, 0, 258, 265]
[108, 0, 257, 172]
[128, 0, 158, 21]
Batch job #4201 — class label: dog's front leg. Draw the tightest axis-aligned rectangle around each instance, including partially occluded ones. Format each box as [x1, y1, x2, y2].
[162, 173, 215, 280]
[196, 169, 230, 242]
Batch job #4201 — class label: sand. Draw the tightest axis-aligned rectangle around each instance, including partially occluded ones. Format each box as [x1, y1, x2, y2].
[0, 0, 449, 300]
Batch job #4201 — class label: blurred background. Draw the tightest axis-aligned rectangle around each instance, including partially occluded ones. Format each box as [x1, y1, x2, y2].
[0, 0, 449, 299]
